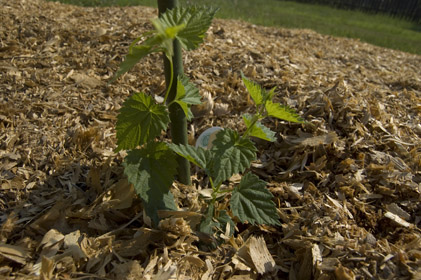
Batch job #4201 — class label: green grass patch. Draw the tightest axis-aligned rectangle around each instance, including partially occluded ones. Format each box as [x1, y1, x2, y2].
[48, 0, 421, 55]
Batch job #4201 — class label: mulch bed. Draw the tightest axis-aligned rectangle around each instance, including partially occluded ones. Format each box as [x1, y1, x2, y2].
[1, 0, 420, 279]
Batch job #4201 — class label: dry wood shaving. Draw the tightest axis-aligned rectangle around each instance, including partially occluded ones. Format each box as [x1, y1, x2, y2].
[0, 0, 420, 279]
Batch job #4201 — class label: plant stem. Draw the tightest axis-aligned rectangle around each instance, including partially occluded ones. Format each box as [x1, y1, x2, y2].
[242, 113, 260, 138]
[158, 0, 191, 185]
[163, 58, 173, 104]
[210, 180, 223, 205]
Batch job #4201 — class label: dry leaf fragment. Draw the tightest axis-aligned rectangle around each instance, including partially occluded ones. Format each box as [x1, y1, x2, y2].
[86, 166, 102, 194]
[158, 210, 203, 229]
[182, 255, 205, 269]
[334, 264, 355, 280]
[297, 246, 314, 280]
[201, 258, 215, 280]
[234, 236, 276, 275]
[213, 102, 229, 116]
[70, 72, 102, 89]
[285, 183, 303, 200]
[384, 212, 412, 228]
[30, 199, 70, 234]
[38, 229, 65, 250]
[0, 212, 18, 242]
[159, 217, 192, 236]
[144, 255, 159, 277]
[318, 258, 339, 271]
[95, 27, 107, 37]
[151, 263, 177, 280]
[385, 203, 411, 221]
[248, 236, 276, 274]
[40, 256, 54, 280]
[232, 256, 252, 272]
[228, 275, 258, 280]
[287, 132, 338, 147]
[0, 243, 28, 265]
[312, 244, 323, 266]
[191, 91, 214, 117]
[113, 230, 155, 258]
[104, 179, 134, 210]
[112, 261, 144, 280]
[33, 230, 65, 276]
[63, 230, 87, 261]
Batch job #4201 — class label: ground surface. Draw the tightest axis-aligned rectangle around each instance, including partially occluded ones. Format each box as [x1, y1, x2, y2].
[0, 0, 420, 279]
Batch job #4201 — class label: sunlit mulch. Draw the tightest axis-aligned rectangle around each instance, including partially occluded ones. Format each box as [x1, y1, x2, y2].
[1, 0, 420, 279]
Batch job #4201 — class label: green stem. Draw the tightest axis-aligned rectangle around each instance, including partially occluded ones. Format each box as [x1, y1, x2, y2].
[158, 0, 191, 185]
[242, 99, 269, 138]
[217, 188, 232, 194]
[242, 113, 260, 138]
[163, 58, 174, 104]
[209, 176, 216, 192]
[210, 180, 224, 205]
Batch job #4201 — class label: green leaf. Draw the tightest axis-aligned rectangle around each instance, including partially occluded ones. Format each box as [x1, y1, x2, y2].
[151, 18, 186, 58]
[152, 18, 185, 40]
[116, 92, 169, 151]
[168, 143, 212, 172]
[210, 129, 257, 185]
[145, 192, 177, 227]
[230, 173, 280, 226]
[174, 75, 202, 120]
[241, 74, 264, 106]
[242, 114, 276, 142]
[123, 142, 178, 225]
[111, 6, 216, 82]
[112, 32, 168, 81]
[175, 75, 202, 104]
[217, 210, 235, 236]
[111, 44, 155, 82]
[111, 18, 184, 82]
[159, 6, 218, 50]
[267, 86, 277, 101]
[265, 100, 304, 123]
[199, 204, 219, 235]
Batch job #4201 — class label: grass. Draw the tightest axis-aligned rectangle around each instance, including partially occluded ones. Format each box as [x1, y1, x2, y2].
[48, 0, 421, 55]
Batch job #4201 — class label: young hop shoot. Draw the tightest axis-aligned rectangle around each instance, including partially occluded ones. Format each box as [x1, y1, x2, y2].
[113, 4, 304, 233]
[113, 6, 217, 225]
[170, 74, 304, 234]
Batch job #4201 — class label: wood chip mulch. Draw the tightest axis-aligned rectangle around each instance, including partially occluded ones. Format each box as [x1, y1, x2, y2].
[1, 0, 420, 279]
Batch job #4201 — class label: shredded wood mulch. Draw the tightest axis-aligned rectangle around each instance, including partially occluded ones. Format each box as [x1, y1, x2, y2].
[1, 0, 420, 279]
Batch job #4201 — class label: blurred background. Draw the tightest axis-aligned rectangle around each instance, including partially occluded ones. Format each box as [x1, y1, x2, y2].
[48, 0, 421, 55]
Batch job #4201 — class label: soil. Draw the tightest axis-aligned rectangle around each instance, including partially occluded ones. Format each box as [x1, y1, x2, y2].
[1, 0, 420, 279]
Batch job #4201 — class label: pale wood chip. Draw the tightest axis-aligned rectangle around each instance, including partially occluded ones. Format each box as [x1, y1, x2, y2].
[384, 211, 412, 228]
[0, 243, 29, 265]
